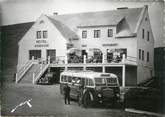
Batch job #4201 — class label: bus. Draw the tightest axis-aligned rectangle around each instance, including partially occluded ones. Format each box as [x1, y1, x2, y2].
[60, 70, 121, 107]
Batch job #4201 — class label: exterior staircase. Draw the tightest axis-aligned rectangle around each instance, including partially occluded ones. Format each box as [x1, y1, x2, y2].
[19, 64, 41, 83]
[16, 57, 50, 84]
[32, 63, 50, 84]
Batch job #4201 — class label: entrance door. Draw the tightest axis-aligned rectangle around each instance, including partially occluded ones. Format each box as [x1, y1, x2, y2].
[47, 49, 56, 63]
[29, 50, 41, 60]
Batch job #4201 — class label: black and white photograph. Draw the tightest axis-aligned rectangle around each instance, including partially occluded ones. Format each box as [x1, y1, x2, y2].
[1, 0, 164, 116]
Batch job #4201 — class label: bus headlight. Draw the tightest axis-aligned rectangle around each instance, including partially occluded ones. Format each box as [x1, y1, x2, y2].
[98, 93, 102, 98]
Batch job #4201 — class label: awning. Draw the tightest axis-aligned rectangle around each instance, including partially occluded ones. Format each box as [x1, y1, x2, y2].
[67, 48, 82, 56]
[89, 48, 102, 53]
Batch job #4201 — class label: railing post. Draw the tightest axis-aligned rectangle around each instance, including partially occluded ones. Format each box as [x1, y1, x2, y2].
[41, 62, 43, 70]
[102, 66, 105, 73]
[32, 56, 34, 61]
[48, 56, 50, 64]
[65, 55, 68, 64]
[83, 55, 86, 64]
[15, 73, 18, 83]
[102, 53, 105, 64]
[32, 73, 35, 84]
[122, 65, 126, 87]
[122, 54, 126, 63]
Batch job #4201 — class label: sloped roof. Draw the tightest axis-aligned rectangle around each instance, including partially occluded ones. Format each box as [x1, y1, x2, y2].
[48, 7, 143, 35]
[1, 22, 34, 58]
[47, 17, 79, 39]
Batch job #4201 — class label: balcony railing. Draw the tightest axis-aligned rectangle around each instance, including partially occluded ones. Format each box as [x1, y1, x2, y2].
[49, 54, 137, 65]
[32, 63, 50, 84]
[16, 60, 33, 83]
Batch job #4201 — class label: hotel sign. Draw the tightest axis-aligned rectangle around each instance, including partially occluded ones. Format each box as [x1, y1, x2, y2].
[102, 43, 118, 47]
[35, 40, 49, 47]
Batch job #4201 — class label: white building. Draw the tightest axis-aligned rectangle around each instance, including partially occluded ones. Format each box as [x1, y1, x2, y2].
[16, 5, 154, 86]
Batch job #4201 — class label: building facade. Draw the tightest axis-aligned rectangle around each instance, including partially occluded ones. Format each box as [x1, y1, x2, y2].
[16, 5, 154, 86]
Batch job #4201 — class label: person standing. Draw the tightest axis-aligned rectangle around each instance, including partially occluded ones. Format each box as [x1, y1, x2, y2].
[78, 85, 84, 106]
[63, 83, 71, 104]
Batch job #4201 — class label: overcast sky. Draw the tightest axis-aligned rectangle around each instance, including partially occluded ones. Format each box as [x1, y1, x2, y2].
[1, 0, 164, 47]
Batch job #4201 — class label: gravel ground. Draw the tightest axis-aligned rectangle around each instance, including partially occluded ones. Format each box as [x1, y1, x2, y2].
[1, 82, 162, 117]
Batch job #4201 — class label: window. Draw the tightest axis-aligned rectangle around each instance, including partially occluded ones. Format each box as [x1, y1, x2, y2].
[43, 30, 48, 38]
[82, 30, 87, 38]
[147, 31, 149, 41]
[89, 79, 94, 86]
[85, 78, 89, 85]
[29, 50, 41, 60]
[36, 31, 41, 39]
[147, 52, 149, 62]
[142, 50, 144, 61]
[95, 78, 106, 86]
[94, 30, 100, 38]
[61, 76, 67, 82]
[139, 49, 141, 60]
[108, 29, 113, 37]
[68, 76, 72, 83]
[142, 29, 144, 39]
[63, 76, 67, 82]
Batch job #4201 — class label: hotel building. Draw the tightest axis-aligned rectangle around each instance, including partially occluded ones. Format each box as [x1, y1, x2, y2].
[15, 5, 154, 87]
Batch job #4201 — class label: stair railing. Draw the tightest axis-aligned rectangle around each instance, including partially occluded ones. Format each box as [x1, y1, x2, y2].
[32, 63, 50, 84]
[15, 60, 33, 83]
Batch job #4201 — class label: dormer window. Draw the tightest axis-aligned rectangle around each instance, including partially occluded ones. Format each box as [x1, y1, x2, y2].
[94, 30, 100, 38]
[107, 29, 113, 37]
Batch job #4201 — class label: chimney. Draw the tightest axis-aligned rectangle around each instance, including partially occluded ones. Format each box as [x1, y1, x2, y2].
[53, 12, 58, 15]
[117, 7, 128, 10]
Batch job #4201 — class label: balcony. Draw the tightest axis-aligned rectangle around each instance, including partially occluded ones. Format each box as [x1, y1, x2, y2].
[49, 54, 137, 67]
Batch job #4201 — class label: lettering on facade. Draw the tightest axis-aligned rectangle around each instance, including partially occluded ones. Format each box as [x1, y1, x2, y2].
[36, 40, 47, 43]
[35, 40, 49, 47]
[35, 44, 49, 47]
[102, 43, 118, 46]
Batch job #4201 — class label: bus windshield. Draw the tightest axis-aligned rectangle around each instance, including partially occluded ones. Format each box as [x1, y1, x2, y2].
[95, 78, 106, 86]
[95, 77, 118, 86]
[106, 77, 118, 86]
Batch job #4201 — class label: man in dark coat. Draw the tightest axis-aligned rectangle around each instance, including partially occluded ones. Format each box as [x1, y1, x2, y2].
[63, 83, 71, 104]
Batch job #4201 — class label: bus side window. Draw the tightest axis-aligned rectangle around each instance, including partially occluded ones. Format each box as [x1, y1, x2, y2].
[61, 75, 64, 82]
[80, 78, 85, 86]
[76, 77, 81, 84]
[72, 77, 76, 83]
[85, 78, 89, 86]
[89, 79, 94, 86]
[64, 76, 67, 82]
[68, 76, 72, 83]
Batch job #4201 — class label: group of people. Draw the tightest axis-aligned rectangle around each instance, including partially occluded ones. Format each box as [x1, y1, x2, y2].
[63, 83, 85, 106]
[107, 55, 122, 63]
[68, 54, 83, 63]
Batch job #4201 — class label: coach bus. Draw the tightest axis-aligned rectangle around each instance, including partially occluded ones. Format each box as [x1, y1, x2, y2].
[60, 70, 121, 107]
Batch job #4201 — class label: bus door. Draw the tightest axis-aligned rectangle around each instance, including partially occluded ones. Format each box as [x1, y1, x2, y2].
[70, 77, 81, 99]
